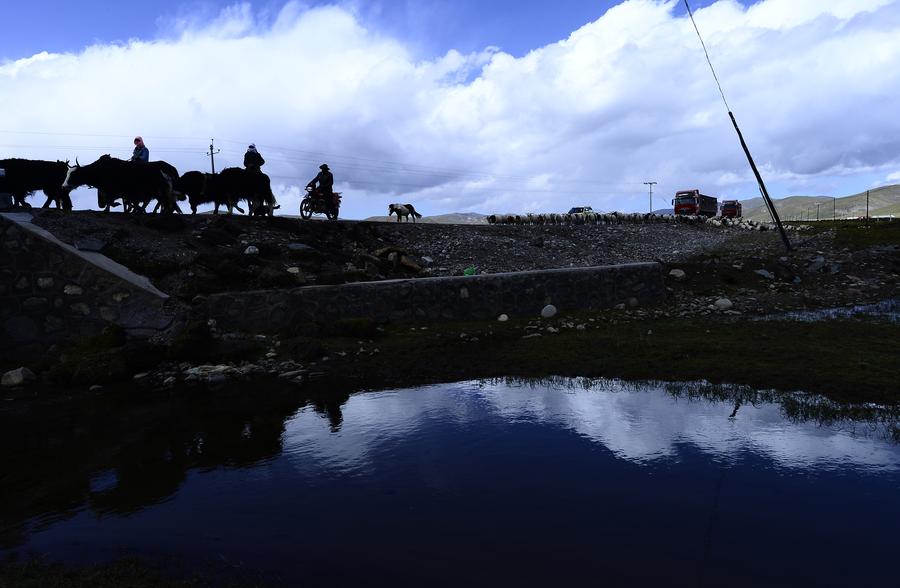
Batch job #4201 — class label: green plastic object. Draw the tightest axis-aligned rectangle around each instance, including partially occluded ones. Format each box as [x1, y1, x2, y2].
[463, 265, 477, 276]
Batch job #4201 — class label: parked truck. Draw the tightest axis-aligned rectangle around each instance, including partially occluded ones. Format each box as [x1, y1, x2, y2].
[720, 200, 742, 218]
[673, 189, 718, 217]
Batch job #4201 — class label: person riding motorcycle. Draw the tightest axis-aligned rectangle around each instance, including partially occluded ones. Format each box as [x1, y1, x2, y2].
[306, 164, 334, 201]
[131, 136, 149, 163]
[244, 143, 265, 172]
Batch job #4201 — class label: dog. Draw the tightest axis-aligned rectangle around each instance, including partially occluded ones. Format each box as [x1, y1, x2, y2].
[388, 203, 423, 223]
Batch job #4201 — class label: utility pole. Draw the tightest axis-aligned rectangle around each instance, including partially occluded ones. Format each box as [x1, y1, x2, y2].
[866, 190, 870, 226]
[206, 139, 221, 174]
[643, 181, 657, 213]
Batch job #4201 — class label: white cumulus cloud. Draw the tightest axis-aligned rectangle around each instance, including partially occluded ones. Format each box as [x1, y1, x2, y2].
[2, 0, 900, 218]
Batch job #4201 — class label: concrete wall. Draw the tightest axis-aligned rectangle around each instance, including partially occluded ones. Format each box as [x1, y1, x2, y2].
[0, 213, 174, 359]
[207, 262, 666, 333]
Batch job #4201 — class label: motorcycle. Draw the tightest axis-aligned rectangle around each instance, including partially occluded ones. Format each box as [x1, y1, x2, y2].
[299, 186, 341, 221]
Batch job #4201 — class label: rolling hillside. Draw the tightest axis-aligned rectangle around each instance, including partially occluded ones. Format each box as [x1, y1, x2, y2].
[742, 185, 900, 221]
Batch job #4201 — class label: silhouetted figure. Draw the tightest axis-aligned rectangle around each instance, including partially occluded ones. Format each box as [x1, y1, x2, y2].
[243, 143, 265, 172]
[306, 163, 333, 197]
[729, 400, 742, 419]
[131, 136, 149, 163]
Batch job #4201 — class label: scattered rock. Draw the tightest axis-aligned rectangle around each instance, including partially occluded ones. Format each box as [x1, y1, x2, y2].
[668, 269, 686, 281]
[497, 314, 509, 322]
[244, 245, 259, 255]
[714, 298, 734, 311]
[89, 384, 104, 392]
[541, 304, 558, 319]
[63, 284, 83, 296]
[2, 367, 36, 387]
[754, 269, 775, 280]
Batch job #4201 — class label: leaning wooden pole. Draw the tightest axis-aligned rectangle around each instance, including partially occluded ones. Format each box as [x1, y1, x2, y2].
[683, 0, 792, 252]
[728, 112, 792, 250]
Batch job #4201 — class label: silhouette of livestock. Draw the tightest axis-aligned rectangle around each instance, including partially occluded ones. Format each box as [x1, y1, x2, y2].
[175, 171, 239, 215]
[62, 155, 175, 214]
[0, 158, 72, 210]
[217, 167, 278, 216]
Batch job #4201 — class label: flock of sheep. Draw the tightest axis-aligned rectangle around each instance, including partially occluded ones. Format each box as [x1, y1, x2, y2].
[486, 211, 772, 231]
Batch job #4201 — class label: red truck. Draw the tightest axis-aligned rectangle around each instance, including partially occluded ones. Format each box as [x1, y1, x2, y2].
[673, 189, 718, 217]
[720, 200, 742, 218]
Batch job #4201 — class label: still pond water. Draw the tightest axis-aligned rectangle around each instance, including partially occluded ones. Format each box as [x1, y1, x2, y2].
[3, 379, 899, 586]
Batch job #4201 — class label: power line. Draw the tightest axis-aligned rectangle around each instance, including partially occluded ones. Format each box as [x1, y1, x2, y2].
[0, 129, 648, 187]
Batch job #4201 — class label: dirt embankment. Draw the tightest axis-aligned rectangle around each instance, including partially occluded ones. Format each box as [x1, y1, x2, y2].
[31, 209, 769, 300]
[10, 213, 900, 404]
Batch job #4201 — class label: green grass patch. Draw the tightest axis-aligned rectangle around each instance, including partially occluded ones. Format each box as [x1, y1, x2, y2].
[323, 316, 900, 405]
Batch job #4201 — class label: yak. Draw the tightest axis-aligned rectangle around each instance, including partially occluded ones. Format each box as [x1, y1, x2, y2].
[177, 171, 243, 215]
[62, 155, 175, 214]
[0, 158, 73, 210]
[101, 160, 182, 213]
[215, 168, 277, 216]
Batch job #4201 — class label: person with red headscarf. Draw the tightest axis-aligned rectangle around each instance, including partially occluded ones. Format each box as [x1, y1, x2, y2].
[131, 136, 149, 163]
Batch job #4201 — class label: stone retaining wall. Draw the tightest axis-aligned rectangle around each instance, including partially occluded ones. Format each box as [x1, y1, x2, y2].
[1, 213, 174, 360]
[207, 262, 665, 334]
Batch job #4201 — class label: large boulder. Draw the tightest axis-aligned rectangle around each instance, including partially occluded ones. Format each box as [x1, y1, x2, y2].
[2, 367, 37, 387]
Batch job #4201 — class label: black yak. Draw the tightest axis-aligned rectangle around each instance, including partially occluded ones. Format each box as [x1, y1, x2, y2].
[0, 158, 72, 210]
[217, 167, 277, 216]
[176, 171, 242, 215]
[62, 155, 175, 214]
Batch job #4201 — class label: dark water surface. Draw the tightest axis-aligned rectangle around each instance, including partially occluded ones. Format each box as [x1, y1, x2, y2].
[3, 379, 899, 586]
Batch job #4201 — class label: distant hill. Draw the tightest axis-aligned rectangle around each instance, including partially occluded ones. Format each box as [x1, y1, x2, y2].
[364, 212, 487, 224]
[652, 208, 675, 215]
[742, 185, 900, 221]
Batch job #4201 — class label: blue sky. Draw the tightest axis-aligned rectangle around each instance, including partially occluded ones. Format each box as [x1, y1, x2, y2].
[0, 0, 733, 61]
[1, 0, 897, 217]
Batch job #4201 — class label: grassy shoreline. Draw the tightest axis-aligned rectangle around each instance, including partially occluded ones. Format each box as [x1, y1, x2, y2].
[312, 315, 900, 405]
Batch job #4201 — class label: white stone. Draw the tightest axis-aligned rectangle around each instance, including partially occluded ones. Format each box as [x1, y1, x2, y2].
[541, 304, 557, 319]
[63, 284, 83, 296]
[714, 298, 734, 311]
[668, 269, 686, 281]
[287, 267, 301, 274]
[2, 367, 36, 387]
[497, 314, 509, 322]
[244, 246, 259, 255]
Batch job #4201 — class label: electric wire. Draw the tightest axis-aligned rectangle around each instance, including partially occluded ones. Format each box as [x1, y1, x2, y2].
[683, 0, 731, 112]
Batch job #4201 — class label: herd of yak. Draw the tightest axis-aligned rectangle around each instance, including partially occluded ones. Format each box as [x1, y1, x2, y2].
[0, 156, 278, 216]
